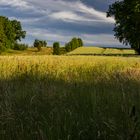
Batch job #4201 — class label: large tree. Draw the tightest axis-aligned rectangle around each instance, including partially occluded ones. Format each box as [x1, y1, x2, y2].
[0, 16, 26, 50]
[107, 0, 140, 54]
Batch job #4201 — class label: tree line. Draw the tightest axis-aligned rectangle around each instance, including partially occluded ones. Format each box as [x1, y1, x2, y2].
[33, 38, 83, 55]
[0, 15, 83, 54]
[53, 38, 83, 55]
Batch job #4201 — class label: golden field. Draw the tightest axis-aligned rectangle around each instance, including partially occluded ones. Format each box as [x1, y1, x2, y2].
[0, 55, 140, 140]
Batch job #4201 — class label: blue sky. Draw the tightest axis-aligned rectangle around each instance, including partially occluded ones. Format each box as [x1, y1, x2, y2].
[0, 0, 126, 47]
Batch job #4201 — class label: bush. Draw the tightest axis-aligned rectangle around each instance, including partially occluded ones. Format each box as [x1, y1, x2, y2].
[13, 43, 28, 50]
[53, 42, 60, 55]
[33, 39, 47, 51]
[65, 37, 83, 52]
[33, 39, 42, 51]
[65, 42, 72, 52]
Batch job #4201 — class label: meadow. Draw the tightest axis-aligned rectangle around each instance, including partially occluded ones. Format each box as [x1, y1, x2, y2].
[0, 55, 140, 140]
[0, 46, 136, 56]
[68, 47, 136, 56]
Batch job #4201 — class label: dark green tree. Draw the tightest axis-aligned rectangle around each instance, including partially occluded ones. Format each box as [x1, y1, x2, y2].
[107, 0, 140, 54]
[71, 38, 79, 50]
[43, 40, 47, 47]
[77, 38, 83, 47]
[65, 37, 83, 52]
[33, 39, 47, 51]
[65, 42, 72, 52]
[53, 42, 60, 55]
[34, 39, 42, 51]
[13, 43, 28, 50]
[0, 16, 26, 51]
[11, 20, 26, 41]
[0, 23, 6, 51]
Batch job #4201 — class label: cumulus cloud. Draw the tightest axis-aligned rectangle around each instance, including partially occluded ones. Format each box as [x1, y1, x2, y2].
[0, 0, 32, 10]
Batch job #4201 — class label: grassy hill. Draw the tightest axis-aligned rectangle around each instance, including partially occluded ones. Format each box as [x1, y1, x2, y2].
[67, 47, 136, 56]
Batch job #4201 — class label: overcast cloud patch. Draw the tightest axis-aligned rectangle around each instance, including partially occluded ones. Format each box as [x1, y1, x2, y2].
[0, 0, 125, 47]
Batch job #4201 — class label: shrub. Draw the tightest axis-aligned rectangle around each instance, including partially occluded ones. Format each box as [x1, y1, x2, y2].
[34, 39, 42, 51]
[65, 42, 72, 52]
[65, 37, 83, 52]
[53, 42, 60, 55]
[13, 43, 28, 50]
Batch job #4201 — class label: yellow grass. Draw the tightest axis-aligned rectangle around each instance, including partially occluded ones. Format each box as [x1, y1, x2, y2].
[0, 55, 140, 80]
[68, 47, 136, 55]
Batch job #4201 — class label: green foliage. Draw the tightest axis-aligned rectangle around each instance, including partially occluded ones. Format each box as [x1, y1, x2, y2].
[34, 39, 41, 51]
[65, 42, 72, 52]
[11, 20, 26, 41]
[43, 40, 47, 47]
[53, 42, 60, 55]
[33, 39, 47, 51]
[13, 43, 28, 50]
[107, 0, 140, 54]
[0, 16, 26, 51]
[77, 38, 83, 47]
[65, 37, 83, 52]
[0, 23, 7, 52]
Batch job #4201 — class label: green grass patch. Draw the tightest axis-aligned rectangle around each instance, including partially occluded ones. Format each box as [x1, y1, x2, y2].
[68, 47, 136, 56]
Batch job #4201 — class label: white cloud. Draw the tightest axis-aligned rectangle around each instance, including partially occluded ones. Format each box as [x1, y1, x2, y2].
[49, 11, 114, 24]
[77, 2, 114, 23]
[0, 0, 119, 46]
[9, 16, 44, 24]
[0, 0, 114, 23]
[0, 0, 32, 10]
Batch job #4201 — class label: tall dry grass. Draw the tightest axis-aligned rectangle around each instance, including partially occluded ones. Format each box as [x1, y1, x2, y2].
[0, 56, 140, 140]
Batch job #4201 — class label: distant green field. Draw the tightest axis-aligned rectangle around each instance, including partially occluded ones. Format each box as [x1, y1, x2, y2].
[0, 46, 136, 56]
[68, 47, 136, 55]
[0, 47, 53, 55]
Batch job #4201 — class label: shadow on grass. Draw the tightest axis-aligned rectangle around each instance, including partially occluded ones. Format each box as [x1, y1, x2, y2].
[0, 74, 140, 140]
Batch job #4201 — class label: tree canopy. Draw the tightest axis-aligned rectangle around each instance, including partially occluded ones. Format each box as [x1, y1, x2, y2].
[53, 42, 60, 55]
[107, 0, 140, 54]
[65, 37, 83, 52]
[0, 16, 26, 51]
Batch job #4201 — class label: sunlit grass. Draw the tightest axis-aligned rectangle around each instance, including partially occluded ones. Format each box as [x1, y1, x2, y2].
[68, 47, 136, 55]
